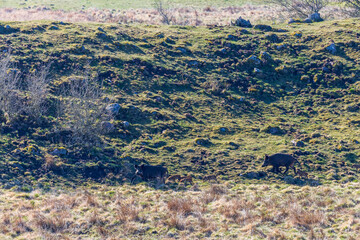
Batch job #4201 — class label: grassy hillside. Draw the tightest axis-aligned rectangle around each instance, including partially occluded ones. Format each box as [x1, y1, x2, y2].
[0, 19, 359, 189]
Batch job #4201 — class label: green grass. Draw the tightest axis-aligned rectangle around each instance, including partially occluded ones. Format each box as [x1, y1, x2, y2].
[0, 18, 358, 189]
[0, 0, 263, 10]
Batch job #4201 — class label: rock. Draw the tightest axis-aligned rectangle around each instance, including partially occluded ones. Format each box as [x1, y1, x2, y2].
[49, 26, 59, 30]
[309, 12, 323, 22]
[288, 18, 295, 24]
[304, 18, 312, 23]
[260, 51, 272, 61]
[326, 43, 337, 54]
[227, 34, 238, 41]
[265, 33, 281, 43]
[177, 47, 188, 53]
[247, 55, 261, 65]
[254, 24, 272, 32]
[267, 127, 283, 135]
[51, 148, 67, 156]
[101, 121, 115, 133]
[0, 24, 18, 34]
[106, 103, 121, 115]
[232, 17, 252, 28]
[276, 44, 287, 50]
[322, 66, 330, 73]
[219, 127, 228, 133]
[254, 68, 262, 74]
[123, 121, 130, 128]
[291, 140, 305, 147]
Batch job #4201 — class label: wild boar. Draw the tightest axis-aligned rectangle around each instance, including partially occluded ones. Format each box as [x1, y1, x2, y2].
[297, 169, 308, 179]
[166, 174, 182, 183]
[179, 175, 194, 186]
[262, 153, 299, 174]
[203, 174, 217, 182]
[131, 164, 168, 184]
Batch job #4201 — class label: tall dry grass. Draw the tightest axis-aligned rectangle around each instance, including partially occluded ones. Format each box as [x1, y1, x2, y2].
[0, 5, 346, 25]
[0, 183, 359, 239]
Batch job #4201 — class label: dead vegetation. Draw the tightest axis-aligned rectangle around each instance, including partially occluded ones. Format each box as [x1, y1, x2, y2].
[0, 183, 358, 239]
[0, 4, 346, 25]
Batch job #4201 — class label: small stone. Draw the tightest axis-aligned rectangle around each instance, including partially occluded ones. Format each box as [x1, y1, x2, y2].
[291, 140, 305, 147]
[123, 121, 130, 128]
[106, 103, 121, 115]
[254, 68, 262, 74]
[326, 43, 337, 54]
[51, 148, 67, 156]
[101, 121, 115, 133]
[247, 55, 261, 65]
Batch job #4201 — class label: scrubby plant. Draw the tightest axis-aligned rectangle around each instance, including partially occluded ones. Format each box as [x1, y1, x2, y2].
[339, 0, 360, 16]
[61, 68, 109, 148]
[153, 0, 174, 25]
[268, 0, 329, 17]
[0, 53, 51, 124]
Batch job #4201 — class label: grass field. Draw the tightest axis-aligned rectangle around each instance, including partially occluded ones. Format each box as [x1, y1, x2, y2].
[0, 0, 263, 10]
[0, 8, 359, 239]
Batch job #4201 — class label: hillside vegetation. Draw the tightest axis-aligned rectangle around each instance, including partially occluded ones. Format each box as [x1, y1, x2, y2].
[0, 17, 359, 239]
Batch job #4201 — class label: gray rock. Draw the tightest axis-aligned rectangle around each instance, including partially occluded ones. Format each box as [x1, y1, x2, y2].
[123, 121, 130, 128]
[233, 17, 252, 28]
[291, 140, 305, 147]
[254, 68, 262, 74]
[106, 103, 121, 115]
[304, 18, 312, 23]
[309, 12, 323, 22]
[101, 121, 115, 133]
[260, 51, 272, 61]
[326, 43, 337, 54]
[247, 55, 261, 65]
[51, 148, 67, 156]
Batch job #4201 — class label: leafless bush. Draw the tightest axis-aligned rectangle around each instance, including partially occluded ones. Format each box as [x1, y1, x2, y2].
[0, 53, 51, 124]
[268, 0, 329, 17]
[62, 69, 109, 148]
[339, 0, 360, 16]
[0, 53, 22, 122]
[23, 64, 51, 121]
[153, 0, 174, 25]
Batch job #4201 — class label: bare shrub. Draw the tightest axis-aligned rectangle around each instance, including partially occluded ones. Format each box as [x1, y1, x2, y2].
[0, 53, 22, 122]
[339, 0, 360, 16]
[61, 68, 109, 148]
[153, 0, 174, 24]
[0, 53, 51, 124]
[268, 0, 329, 17]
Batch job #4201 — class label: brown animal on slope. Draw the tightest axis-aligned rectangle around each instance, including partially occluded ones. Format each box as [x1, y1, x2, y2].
[179, 175, 194, 186]
[262, 153, 299, 174]
[203, 175, 217, 182]
[297, 169, 309, 179]
[353, 164, 360, 171]
[166, 175, 182, 183]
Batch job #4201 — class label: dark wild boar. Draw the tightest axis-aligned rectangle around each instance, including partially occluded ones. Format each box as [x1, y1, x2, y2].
[262, 153, 299, 174]
[131, 164, 168, 184]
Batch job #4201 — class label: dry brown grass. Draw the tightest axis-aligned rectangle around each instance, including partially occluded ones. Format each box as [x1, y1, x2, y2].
[0, 183, 359, 239]
[0, 5, 346, 25]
